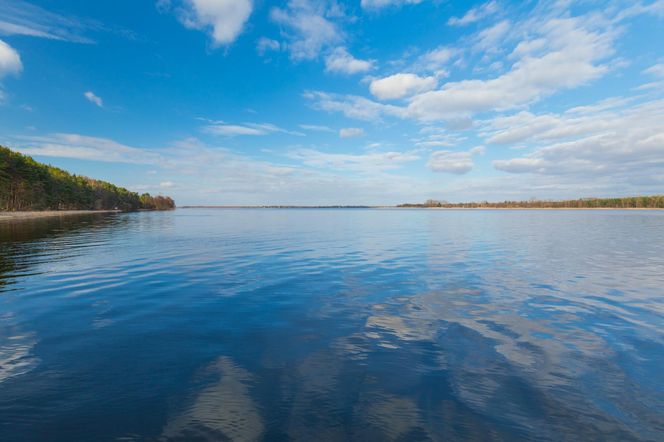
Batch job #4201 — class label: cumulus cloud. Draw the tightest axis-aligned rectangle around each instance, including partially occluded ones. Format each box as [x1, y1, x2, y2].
[408, 16, 615, 121]
[369, 73, 437, 100]
[270, 0, 342, 60]
[339, 127, 365, 138]
[448, 1, 499, 26]
[428, 146, 485, 174]
[83, 91, 103, 107]
[0, 39, 22, 79]
[361, 0, 424, 10]
[169, 0, 253, 47]
[325, 47, 373, 74]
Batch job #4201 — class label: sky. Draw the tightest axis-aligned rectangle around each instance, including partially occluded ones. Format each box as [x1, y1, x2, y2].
[0, 0, 663, 205]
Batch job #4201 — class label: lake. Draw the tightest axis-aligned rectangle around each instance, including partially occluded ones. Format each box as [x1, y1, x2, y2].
[0, 209, 662, 441]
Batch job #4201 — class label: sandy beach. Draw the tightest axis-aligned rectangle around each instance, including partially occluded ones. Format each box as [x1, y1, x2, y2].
[0, 210, 120, 222]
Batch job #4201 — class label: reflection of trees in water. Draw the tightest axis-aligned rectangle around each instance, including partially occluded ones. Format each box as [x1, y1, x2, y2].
[0, 214, 127, 390]
[0, 214, 120, 286]
[0, 213, 175, 291]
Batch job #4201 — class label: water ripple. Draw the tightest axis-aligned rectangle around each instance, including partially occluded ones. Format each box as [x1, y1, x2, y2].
[0, 209, 663, 441]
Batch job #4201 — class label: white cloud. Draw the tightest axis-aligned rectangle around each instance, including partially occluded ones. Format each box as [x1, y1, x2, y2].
[202, 121, 304, 137]
[416, 46, 455, 74]
[448, 1, 499, 26]
[174, 0, 253, 47]
[160, 181, 175, 188]
[413, 127, 467, 148]
[339, 127, 365, 138]
[0, 0, 92, 43]
[361, 0, 424, 10]
[299, 124, 334, 132]
[492, 99, 664, 187]
[427, 146, 484, 174]
[1, 133, 423, 205]
[204, 124, 264, 136]
[305, 90, 407, 121]
[0, 39, 22, 80]
[325, 47, 373, 74]
[256, 37, 280, 55]
[644, 63, 664, 78]
[12, 133, 163, 164]
[408, 16, 615, 121]
[482, 97, 635, 145]
[270, 0, 342, 60]
[83, 91, 103, 107]
[369, 73, 437, 100]
[473, 19, 510, 52]
[616, 0, 664, 21]
[289, 148, 419, 173]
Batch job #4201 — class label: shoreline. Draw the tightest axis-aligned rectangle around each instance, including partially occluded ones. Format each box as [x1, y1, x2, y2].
[179, 206, 664, 211]
[0, 210, 121, 222]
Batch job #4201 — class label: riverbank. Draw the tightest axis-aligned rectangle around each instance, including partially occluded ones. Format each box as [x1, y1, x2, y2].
[0, 210, 121, 222]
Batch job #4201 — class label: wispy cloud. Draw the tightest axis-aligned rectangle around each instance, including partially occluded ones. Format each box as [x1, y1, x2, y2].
[202, 121, 304, 137]
[361, 0, 424, 11]
[270, 0, 343, 60]
[491, 98, 664, 186]
[299, 124, 335, 133]
[428, 146, 484, 174]
[339, 127, 365, 138]
[304, 90, 406, 121]
[0, 0, 96, 43]
[289, 148, 419, 173]
[83, 91, 103, 107]
[11, 133, 164, 164]
[448, 1, 499, 26]
[256, 37, 281, 55]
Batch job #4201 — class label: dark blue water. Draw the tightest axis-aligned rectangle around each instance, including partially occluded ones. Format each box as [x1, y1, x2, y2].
[0, 209, 663, 441]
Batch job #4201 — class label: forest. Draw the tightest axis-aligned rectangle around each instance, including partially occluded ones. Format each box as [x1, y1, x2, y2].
[0, 145, 175, 212]
[399, 196, 664, 209]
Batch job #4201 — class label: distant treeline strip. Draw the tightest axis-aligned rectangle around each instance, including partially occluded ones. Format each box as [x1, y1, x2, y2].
[399, 197, 664, 209]
[1, 145, 175, 212]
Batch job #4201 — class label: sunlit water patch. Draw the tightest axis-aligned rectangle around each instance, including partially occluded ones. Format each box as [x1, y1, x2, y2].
[0, 209, 663, 441]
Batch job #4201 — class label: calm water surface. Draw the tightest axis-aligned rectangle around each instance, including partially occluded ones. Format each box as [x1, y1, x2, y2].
[0, 209, 663, 441]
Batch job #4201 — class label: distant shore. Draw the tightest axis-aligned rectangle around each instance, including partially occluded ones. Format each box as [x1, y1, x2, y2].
[0, 210, 121, 222]
[180, 206, 664, 210]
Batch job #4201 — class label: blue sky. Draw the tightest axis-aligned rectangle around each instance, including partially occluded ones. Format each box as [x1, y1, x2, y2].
[0, 0, 663, 205]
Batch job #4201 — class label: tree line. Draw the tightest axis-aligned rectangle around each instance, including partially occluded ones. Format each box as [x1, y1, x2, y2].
[399, 196, 664, 209]
[1, 145, 175, 212]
